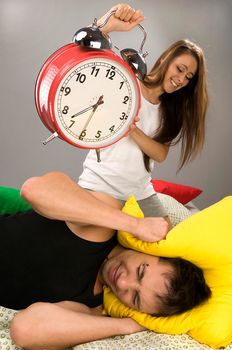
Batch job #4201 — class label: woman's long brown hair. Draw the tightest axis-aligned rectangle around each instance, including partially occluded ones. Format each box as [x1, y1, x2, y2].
[142, 39, 208, 172]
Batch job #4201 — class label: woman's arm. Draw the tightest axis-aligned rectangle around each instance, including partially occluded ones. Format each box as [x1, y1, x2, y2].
[10, 302, 144, 349]
[130, 126, 170, 162]
[97, 3, 144, 34]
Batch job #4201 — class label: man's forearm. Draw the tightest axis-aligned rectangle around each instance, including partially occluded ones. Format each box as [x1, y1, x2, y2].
[10, 302, 142, 349]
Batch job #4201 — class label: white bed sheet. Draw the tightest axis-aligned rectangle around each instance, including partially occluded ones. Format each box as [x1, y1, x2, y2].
[73, 331, 232, 350]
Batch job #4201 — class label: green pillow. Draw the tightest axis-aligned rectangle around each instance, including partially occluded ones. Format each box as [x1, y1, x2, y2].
[0, 186, 31, 214]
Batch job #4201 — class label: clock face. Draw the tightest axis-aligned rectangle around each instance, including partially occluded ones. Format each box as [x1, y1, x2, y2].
[53, 57, 140, 148]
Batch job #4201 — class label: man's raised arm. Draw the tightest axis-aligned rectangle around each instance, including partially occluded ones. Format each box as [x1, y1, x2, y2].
[21, 171, 168, 242]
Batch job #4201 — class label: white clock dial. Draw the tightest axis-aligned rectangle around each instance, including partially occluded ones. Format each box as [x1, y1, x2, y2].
[54, 57, 140, 148]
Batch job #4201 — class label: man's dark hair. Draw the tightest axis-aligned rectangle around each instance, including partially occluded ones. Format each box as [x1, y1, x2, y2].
[154, 257, 211, 317]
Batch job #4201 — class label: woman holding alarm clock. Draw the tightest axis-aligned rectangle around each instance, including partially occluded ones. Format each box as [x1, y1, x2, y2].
[78, 3, 209, 225]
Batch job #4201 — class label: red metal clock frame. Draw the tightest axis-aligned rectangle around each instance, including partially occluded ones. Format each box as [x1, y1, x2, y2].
[35, 43, 141, 149]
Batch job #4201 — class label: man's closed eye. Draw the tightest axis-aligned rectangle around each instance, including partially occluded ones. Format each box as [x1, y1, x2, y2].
[133, 263, 147, 309]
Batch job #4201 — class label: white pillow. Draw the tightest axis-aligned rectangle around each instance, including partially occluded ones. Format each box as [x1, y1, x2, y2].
[157, 193, 191, 226]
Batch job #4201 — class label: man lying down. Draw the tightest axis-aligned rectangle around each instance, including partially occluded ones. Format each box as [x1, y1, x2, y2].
[0, 171, 211, 349]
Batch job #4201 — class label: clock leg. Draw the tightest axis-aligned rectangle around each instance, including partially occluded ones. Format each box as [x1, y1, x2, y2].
[42, 132, 58, 145]
[96, 149, 101, 162]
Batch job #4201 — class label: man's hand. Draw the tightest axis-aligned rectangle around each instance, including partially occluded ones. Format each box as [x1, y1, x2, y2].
[119, 317, 145, 334]
[98, 3, 144, 33]
[133, 217, 170, 242]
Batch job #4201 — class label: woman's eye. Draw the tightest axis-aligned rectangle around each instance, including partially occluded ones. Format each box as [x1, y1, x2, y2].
[177, 66, 182, 72]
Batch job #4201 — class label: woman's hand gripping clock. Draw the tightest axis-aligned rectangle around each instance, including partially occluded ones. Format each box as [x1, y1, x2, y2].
[97, 4, 144, 34]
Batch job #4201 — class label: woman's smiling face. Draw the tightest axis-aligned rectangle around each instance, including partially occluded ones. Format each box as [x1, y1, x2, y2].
[100, 249, 174, 314]
[162, 53, 198, 93]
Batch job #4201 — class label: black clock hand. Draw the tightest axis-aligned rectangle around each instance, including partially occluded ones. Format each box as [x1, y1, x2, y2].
[93, 95, 104, 111]
[70, 105, 95, 119]
[70, 96, 104, 120]
[80, 95, 104, 131]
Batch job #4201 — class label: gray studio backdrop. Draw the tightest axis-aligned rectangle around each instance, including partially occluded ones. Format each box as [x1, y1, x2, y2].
[0, 0, 231, 209]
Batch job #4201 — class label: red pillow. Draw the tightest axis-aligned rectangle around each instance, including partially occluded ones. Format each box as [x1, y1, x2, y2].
[151, 179, 202, 204]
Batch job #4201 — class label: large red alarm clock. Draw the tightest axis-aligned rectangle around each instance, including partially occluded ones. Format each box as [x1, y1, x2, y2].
[35, 11, 148, 151]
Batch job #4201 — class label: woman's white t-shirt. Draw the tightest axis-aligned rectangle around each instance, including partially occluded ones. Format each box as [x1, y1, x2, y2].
[78, 96, 160, 200]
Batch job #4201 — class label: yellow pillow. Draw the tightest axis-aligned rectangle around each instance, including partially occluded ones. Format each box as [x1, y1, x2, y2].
[103, 195, 232, 348]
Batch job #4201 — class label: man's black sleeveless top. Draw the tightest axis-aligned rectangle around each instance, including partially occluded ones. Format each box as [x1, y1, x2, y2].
[0, 210, 117, 310]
